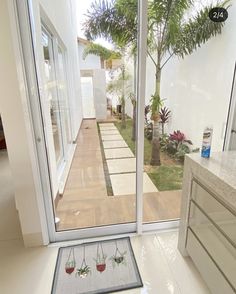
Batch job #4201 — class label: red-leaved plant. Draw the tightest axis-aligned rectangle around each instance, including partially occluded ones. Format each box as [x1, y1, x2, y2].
[167, 130, 193, 162]
[159, 107, 171, 135]
[169, 130, 192, 145]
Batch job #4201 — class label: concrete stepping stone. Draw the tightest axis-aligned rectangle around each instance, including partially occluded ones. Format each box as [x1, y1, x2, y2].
[103, 140, 128, 149]
[104, 148, 134, 159]
[107, 158, 136, 174]
[99, 123, 115, 127]
[99, 127, 117, 131]
[102, 135, 124, 141]
[110, 173, 158, 196]
[100, 130, 120, 135]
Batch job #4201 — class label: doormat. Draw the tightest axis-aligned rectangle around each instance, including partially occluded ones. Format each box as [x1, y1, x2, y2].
[51, 237, 143, 294]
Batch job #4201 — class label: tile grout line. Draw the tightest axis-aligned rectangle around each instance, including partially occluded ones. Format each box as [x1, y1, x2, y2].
[155, 233, 183, 294]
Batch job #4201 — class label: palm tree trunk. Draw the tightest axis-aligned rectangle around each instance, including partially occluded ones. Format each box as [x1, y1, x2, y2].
[121, 65, 126, 129]
[121, 95, 126, 129]
[150, 64, 161, 166]
[132, 103, 136, 140]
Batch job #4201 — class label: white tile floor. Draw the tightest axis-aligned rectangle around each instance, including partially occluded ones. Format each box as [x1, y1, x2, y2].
[0, 230, 210, 294]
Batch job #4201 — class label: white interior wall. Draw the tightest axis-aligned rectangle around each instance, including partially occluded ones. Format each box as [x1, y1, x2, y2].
[0, 150, 22, 241]
[0, 0, 48, 246]
[145, 2, 236, 151]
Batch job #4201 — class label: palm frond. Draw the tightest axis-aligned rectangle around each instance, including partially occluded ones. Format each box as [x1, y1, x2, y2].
[172, 0, 231, 57]
[83, 43, 121, 60]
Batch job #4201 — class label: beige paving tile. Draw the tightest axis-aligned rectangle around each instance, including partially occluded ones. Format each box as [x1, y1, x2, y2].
[99, 127, 117, 131]
[100, 130, 120, 135]
[110, 172, 158, 195]
[103, 140, 128, 149]
[107, 158, 136, 174]
[104, 148, 134, 159]
[99, 123, 115, 127]
[102, 134, 124, 141]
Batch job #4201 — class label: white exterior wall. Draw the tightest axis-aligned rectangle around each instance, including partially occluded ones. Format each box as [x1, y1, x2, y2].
[145, 2, 236, 151]
[93, 69, 107, 119]
[78, 42, 107, 120]
[78, 43, 101, 69]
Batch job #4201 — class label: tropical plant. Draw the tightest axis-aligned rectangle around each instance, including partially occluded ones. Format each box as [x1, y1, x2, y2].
[167, 130, 193, 161]
[107, 66, 131, 128]
[83, 0, 230, 165]
[159, 107, 171, 135]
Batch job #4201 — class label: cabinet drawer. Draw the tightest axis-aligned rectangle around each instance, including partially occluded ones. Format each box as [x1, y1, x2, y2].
[191, 180, 236, 245]
[186, 229, 235, 294]
[189, 202, 236, 290]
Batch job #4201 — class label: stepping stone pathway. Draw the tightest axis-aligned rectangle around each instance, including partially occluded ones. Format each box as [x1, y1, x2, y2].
[98, 123, 158, 196]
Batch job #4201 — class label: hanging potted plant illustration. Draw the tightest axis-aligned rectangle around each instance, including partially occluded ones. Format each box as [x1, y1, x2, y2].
[65, 248, 76, 275]
[94, 243, 107, 273]
[110, 241, 127, 268]
[76, 245, 91, 278]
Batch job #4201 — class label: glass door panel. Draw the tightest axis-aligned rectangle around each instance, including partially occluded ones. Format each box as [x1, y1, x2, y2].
[57, 45, 72, 155]
[42, 29, 64, 167]
[142, 1, 233, 225]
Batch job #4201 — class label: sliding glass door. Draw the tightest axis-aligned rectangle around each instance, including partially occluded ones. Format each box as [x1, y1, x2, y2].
[17, 0, 235, 243]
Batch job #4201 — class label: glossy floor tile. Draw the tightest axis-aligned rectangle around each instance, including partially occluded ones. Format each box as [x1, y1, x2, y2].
[104, 147, 134, 159]
[110, 173, 158, 195]
[0, 231, 210, 294]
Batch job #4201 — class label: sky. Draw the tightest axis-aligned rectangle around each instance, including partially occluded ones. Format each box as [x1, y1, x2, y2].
[76, 0, 113, 49]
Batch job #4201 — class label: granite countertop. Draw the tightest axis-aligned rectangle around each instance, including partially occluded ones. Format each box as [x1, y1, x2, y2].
[186, 151, 236, 211]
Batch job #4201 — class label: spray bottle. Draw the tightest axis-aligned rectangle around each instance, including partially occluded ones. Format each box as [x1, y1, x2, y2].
[201, 126, 213, 158]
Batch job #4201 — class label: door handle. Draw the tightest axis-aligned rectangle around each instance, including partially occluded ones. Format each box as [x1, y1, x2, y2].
[231, 129, 236, 134]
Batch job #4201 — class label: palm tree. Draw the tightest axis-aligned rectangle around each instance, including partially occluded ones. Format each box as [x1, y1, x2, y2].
[83, 0, 230, 165]
[107, 66, 132, 128]
[83, 0, 138, 135]
[147, 0, 230, 165]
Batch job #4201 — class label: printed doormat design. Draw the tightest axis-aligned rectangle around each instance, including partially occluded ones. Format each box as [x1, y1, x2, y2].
[51, 237, 143, 294]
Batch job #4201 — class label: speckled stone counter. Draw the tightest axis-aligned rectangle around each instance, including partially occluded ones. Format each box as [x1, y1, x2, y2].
[178, 151, 236, 255]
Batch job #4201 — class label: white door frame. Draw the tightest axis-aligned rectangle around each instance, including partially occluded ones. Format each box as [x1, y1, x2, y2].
[224, 62, 236, 150]
[15, 0, 179, 243]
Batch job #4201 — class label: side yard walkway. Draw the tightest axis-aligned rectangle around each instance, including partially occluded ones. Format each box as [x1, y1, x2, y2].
[56, 119, 181, 231]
